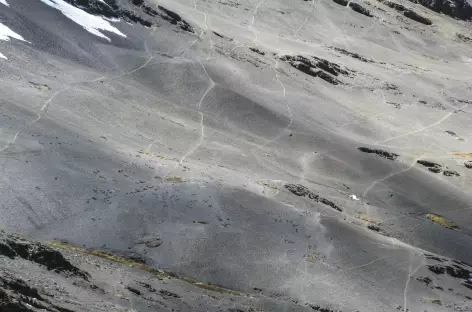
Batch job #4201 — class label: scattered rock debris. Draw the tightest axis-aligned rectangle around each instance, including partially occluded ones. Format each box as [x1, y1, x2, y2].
[62, 0, 195, 31]
[0, 270, 77, 312]
[378, 0, 432, 25]
[280, 55, 353, 85]
[407, 0, 472, 21]
[445, 130, 464, 141]
[417, 160, 443, 173]
[332, 47, 374, 63]
[285, 184, 343, 212]
[367, 224, 381, 232]
[427, 261, 472, 291]
[138, 236, 162, 248]
[357, 147, 399, 160]
[443, 169, 460, 177]
[457, 33, 472, 43]
[348, 2, 373, 17]
[0, 231, 89, 279]
[249, 47, 266, 55]
[331, 0, 373, 17]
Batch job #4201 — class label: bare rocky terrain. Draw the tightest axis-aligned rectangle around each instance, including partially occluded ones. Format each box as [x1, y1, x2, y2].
[1, 0, 472, 311]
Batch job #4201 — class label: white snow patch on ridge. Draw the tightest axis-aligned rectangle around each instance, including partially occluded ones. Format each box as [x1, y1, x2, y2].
[0, 23, 29, 60]
[0, 23, 27, 42]
[39, 0, 126, 41]
[0, 0, 9, 7]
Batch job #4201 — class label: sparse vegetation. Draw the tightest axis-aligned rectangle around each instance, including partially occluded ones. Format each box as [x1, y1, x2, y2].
[451, 152, 472, 158]
[359, 215, 378, 223]
[49, 241, 241, 296]
[166, 176, 186, 183]
[426, 214, 458, 230]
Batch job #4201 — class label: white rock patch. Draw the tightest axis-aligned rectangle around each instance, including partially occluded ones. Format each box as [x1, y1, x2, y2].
[39, 0, 126, 42]
[349, 194, 360, 201]
[0, 0, 9, 7]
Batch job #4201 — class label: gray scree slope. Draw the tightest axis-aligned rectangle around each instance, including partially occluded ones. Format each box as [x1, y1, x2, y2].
[1, 0, 472, 311]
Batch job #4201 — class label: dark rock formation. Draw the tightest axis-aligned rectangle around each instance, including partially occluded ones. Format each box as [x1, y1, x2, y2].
[285, 184, 343, 212]
[160, 289, 181, 298]
[428, 265, 446, 274]
[403, 9, 433, 24]
[157, 5, 194, 32]
[0, 231, 88, 279]
[0, 270, 77, 312]
[349, 2, 373, 17]
[379, 0, 432, 24]
[249, 47, 266, 55]
[61, 0, 194, 32]
[427, 262, 472, 290]
[407, 0, 472, 21]
[333, 47, 374, 63]
[457, 33, 472, 43]
[417, 276, 433, 285]
[280, 55, 353, 85]
[63, 0, 152, 27]
[332, 0, 349, 5]
[443, 170, 460, 177]
[357, 147, 399, 160]
[331, 0, 373, 17]
[465, 161, 472, 169]
[428, 167, 442, 173]
[367, 224, 381, 232]
[417, 160, 444, 173]
[417, 160, 441, 167]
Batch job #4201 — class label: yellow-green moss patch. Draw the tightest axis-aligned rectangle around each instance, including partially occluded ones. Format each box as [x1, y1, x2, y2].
[426, 214, 458, 230]
[49, 241, 241, 296]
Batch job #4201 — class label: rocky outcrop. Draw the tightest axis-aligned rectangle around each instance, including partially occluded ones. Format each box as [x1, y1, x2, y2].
[332, 0, 373, 17]
[249, 47, 266, 55]
[280, 55, 353, 85]
[427, 261, 472, 291]
[0, 270, 76, 312]
[407, 0, 472, 21]
[443, 169, 460, 177]
[333, 47, 374, 63]
[348, 2, 373, 17]
[61, 0, 194, 31]
[465, 161, 472, 169]
[379, 0, 433, 25]
[417, 160, 443, 173]
[457, 33, 472, 43]
[357, 147, 399, 160]
[285, 184, 343, 212]
[403, 8, 433, 24]
[156, 5, 194, 32]
[0, 231, 89, 279]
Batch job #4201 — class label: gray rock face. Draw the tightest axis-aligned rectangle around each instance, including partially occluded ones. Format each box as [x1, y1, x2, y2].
[409, 0, 472, 20]
[0, 231, 88, 279]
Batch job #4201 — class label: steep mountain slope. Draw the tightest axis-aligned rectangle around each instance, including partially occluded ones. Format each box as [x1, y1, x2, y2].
[1, 0, 472, 311]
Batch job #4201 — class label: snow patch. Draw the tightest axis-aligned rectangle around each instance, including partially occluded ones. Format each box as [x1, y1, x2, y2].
[0, 22, 30, 60]
[0, 23, 28, 42]
[0, 0, 8, 7]
[39, 0, 126, 42]
[349, 194, 360, 200]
